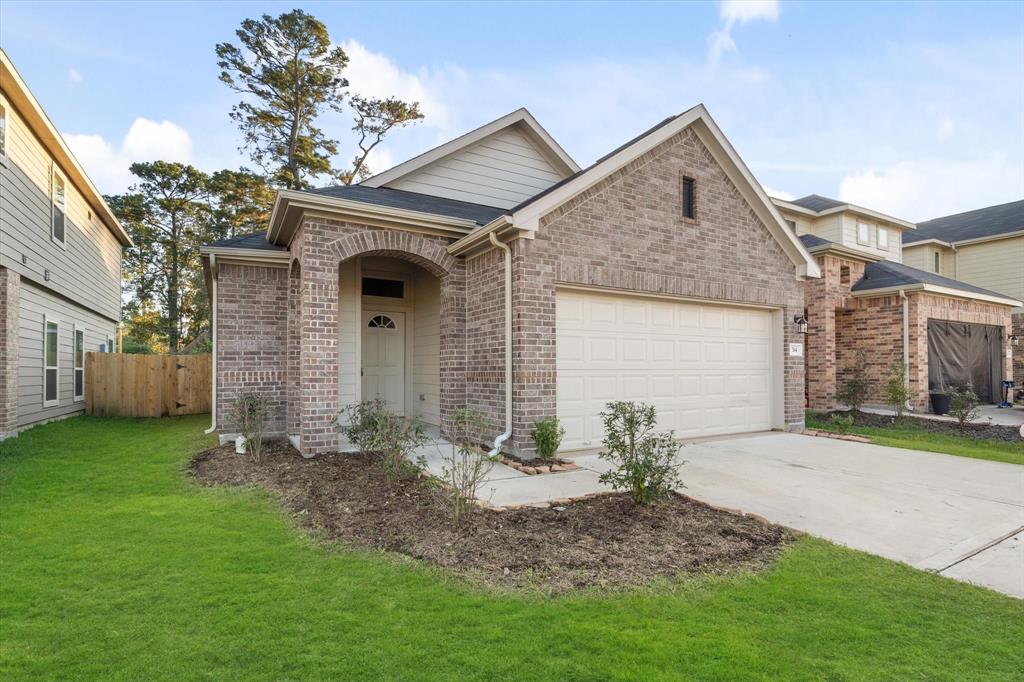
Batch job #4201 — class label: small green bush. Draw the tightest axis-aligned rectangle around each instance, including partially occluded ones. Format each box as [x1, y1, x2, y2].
[530, 417, 565, 460]
[597, 401, 684, 505]
[946, 385, 980, 434]
[884, 360, 911, 419]
[228, 393, 269, 463]
[442, 408, 497, 521]
[337, 399, 387, 454]
[829, 413, 855, 434]
[837, 351, 871, 416]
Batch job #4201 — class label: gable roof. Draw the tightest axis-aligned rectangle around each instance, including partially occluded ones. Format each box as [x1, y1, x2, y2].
[306, 186, 505, 226]
[904, 199, 1024, 245]
[773, 194, 915, 229]
[0, 49, 132, 247]
[789, 194, 847, 212]
[361, 108, 579, 190]
[851, 259, 1021, 306]
[456, 104, 820, 279]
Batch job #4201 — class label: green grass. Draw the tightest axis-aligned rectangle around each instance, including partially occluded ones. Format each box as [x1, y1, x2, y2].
[806, 411, 1024, 465]
[2, 417, 1022, 680]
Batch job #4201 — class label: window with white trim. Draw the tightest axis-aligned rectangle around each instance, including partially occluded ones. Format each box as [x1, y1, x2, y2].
[856, 222, 870, 245]
[74, 327, 85, 401]
[877, 227, 889, 250]
[107, 336, 115, 353]
[44, 318, 59, 406]
[51, 168, 67, 246]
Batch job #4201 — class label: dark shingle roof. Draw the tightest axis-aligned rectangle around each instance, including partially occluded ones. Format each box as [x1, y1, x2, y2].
[852, 260, 1018, 301]
[788, 194, 847, 212]
[206, 231, 286, 251]
[798, 234, 833, 249]
[306, 185, 506, 226]
[904, 199, 1024, 245]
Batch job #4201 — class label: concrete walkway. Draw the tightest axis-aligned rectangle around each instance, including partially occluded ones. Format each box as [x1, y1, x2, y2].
[414, 432, 1024, 598]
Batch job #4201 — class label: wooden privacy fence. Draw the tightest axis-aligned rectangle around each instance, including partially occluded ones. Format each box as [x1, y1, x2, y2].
[85, 352, 212, 417]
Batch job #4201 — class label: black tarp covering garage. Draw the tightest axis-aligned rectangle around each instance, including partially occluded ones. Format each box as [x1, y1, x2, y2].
[927, 320, 1003, 403]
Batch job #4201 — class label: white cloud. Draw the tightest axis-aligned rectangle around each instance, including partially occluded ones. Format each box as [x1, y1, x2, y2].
[720, 0, 780, 24]
[762, 186, 794, 201]
[65, 118, 194, 193]
[710, 1, 780, 64]
[838, 156, 1022, 221]
[340, 39, 452, 128]
[68, 68, 83, 85]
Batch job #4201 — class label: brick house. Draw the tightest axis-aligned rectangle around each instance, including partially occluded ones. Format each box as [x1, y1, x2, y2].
[201, 106, 821, 457]
[774, 196, 1019, 412]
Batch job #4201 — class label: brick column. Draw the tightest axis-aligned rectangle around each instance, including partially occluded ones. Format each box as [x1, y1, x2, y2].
[299, 264, 338, 457]
[509, 237, 557, 457]
[438, 261, 467, 436]
[0, 267, 20, 439]
[1013, 313, 1023, 389]
[783, 302, 807, 429]
[805, 291, 836, 409]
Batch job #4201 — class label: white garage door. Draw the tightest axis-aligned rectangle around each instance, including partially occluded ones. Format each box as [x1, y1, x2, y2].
[557, 289, 776, 451]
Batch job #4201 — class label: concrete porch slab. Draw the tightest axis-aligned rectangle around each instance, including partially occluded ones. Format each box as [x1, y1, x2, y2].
[861, 403, 1024, 427]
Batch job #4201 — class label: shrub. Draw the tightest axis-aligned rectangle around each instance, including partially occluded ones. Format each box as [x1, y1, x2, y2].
[228, 393, 269, 463]
[597, 401, 684, 505]
[530, 417, 565, 460]
[829, 413, 854, 434]
[884, 360, 911, 419]
[947, 385, 980, 434]
[371, 411, 429, 484]
[442, 408, 496, 521]
[337, 399, 387, 454]
[837, 351, 870, 416]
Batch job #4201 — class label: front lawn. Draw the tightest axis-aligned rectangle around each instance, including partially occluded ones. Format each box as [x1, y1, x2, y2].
[2, 416, 1022, 680]
[806, 411, 1023, 465]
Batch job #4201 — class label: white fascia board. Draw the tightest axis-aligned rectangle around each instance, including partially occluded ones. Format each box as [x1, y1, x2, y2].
[361, 108, 579, 189]
[851, 283, 1021, 307]
[902, 238, 952, 249]
[817, 203, 916, 230]
[510, 105, 821, 279]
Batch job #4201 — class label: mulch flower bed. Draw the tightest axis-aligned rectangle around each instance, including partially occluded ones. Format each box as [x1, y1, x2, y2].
[827, 410, 1022, 443]
[189, 440, 791, 593]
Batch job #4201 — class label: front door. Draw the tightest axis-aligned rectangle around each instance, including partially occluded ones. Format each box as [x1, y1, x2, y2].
[362, 311, 406, 414]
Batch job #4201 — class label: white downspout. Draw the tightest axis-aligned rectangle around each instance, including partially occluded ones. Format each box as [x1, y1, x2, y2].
[488, 232, 512, 456]
[204, 255, 218, 435]
[900, 289, 912, 413]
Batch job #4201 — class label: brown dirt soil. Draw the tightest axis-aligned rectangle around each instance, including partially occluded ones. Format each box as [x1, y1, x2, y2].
[838, 410, 1022, 442]
[188, 440, 791, 593]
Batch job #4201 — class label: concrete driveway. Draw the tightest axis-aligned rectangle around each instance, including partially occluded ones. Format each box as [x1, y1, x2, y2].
[566, 433, 1024, 598]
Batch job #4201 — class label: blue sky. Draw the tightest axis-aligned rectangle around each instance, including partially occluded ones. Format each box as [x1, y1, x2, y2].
[2, 0, 1022, 220]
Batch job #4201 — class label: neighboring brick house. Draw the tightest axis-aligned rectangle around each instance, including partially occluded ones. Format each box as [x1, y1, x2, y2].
[774, 196, 1019, 412]
[202, 106, 820, 457]
[0, 51, 131, 439]
[901, 200, 1024, 388]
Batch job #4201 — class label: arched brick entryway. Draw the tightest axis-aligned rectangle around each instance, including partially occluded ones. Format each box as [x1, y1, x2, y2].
[297, 225, 465, 456]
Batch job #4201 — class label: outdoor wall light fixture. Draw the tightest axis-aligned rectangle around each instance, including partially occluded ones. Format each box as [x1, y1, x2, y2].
[1010, 334, 1020, 346]
[794, 315, 808, 334]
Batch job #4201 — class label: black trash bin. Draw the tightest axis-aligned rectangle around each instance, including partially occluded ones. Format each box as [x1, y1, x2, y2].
[930, 392, 950, 416]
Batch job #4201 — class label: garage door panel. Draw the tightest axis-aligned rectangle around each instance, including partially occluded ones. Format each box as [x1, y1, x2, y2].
[557, 290, 776, 451]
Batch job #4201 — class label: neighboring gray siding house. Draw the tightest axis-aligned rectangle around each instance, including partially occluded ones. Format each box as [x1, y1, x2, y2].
[0, 50, 132, 438]
[202, 106, 819, 457]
